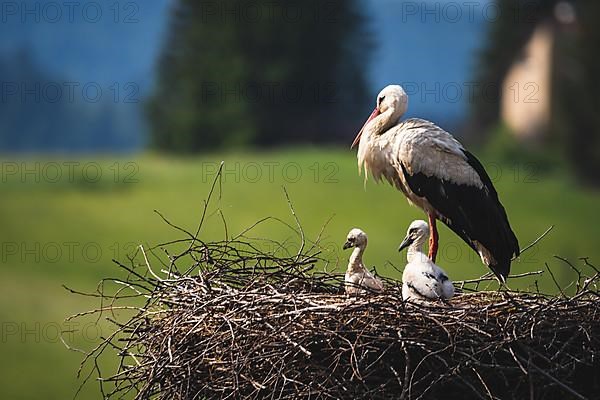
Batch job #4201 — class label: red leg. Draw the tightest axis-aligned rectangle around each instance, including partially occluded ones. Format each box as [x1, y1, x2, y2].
[428, 214, 439, 262]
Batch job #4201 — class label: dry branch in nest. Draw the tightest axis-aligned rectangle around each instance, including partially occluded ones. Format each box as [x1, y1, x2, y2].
[65, 168, 600, 400]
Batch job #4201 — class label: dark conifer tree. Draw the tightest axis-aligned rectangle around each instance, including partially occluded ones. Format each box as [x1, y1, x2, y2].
[148, 0, 372, 152]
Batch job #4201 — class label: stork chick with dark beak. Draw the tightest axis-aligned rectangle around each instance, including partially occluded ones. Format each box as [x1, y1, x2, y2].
[343, 228, 384, 295]
[398, 220, 454, 301]
[351, 85, 519, 282]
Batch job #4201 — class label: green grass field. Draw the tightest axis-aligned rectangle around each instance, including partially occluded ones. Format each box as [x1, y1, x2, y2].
[2, 148, 599, 399]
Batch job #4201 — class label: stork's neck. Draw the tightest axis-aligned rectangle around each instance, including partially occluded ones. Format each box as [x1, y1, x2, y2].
[365, 108, 402, 139]
[348, 246, 365, 272]
[357, 109, 397, 179]
[407, 239, 429, 264]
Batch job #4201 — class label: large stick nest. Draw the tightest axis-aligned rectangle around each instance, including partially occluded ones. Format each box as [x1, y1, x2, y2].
[65, 177, 600, 400]
[68, 235, 600, 400]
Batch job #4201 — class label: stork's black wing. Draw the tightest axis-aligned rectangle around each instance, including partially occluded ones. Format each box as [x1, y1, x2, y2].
[401, 150, 519, 281]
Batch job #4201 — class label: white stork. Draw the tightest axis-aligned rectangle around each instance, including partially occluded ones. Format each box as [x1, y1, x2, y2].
[342, 228, 384, 295]
[398, 220, 455, 301]
[351, 85, 519, 282]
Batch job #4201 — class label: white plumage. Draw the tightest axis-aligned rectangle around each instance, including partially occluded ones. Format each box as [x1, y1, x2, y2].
[352, 85, 519, 282]
[343, 228, 384, 295]
[398, 220, 455, 301]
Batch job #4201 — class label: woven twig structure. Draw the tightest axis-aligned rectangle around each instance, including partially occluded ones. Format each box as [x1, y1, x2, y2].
[68, 235, 600, 400]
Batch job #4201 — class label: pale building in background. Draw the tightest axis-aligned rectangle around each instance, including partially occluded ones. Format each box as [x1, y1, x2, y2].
[500, 1, 577, 141]
[501, 23, 553, 141]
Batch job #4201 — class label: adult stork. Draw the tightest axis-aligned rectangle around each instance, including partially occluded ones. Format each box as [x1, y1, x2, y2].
[351, 85, 519, 282]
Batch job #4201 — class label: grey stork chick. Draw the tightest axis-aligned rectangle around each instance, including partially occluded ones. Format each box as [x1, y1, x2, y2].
[398, 220, 455, 301]
[352, 85, 519, 282]
[343, 228, 384, 295]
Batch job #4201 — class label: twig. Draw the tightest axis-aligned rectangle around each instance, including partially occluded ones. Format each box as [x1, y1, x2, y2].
[514, 225, 554, 260]
[188, 161, 224, 252]
[283, 186, 305, 262]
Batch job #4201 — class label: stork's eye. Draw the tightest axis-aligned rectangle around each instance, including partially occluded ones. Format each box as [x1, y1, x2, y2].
[409, 228, 417, 234]
[378, 95, 385, 104]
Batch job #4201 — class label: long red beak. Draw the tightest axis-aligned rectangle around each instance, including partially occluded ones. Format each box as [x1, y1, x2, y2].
[351, 108, 380, 149]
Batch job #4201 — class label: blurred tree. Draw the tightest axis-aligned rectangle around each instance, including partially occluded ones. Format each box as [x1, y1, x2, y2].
[148, 0, 371, 152]
[0, 49, 141, 153]
[472, 0, 600, 185]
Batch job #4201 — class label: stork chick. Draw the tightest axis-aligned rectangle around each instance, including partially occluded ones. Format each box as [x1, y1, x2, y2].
[343, 228, 384, 295]
[398, 220, 454, 301]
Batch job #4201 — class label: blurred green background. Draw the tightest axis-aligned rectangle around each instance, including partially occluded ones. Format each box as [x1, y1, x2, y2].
[2, 0, 600, 399]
